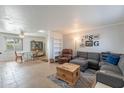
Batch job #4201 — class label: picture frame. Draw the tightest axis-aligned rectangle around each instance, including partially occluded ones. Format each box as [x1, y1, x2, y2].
[85, 41, 93, 47]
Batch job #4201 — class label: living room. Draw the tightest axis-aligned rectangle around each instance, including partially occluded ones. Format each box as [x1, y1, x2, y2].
[63, 23, 124, 88]
[0, 5, 124, 89]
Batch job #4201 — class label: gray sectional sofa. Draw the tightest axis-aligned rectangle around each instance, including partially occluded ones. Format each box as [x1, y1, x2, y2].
[97, 54, 124, 88]
[70, 51, 124, 88]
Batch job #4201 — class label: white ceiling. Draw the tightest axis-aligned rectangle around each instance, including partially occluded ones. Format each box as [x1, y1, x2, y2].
[0, 5, 124, 35]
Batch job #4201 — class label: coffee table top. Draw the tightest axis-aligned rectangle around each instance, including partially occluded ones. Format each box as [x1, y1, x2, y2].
[57, 63, 80, 72]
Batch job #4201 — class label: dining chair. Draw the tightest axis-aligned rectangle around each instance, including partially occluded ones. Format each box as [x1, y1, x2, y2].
[15, 51, 23, 62]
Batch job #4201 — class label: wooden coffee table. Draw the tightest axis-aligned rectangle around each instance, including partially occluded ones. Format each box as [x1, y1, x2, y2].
[56, 63, 80, 86]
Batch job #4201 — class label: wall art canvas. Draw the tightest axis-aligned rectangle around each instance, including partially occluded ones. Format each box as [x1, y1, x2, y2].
[80, 34, 100, 47]
[85, 41, 93, 47]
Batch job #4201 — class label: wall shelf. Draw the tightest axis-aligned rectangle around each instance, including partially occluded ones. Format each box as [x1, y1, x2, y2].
[53, 33, 63, 59]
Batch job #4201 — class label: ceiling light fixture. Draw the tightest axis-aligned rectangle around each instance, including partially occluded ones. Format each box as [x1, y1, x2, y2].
[38, 30, 45, 33]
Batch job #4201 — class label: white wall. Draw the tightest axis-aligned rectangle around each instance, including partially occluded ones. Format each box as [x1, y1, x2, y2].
[0, 35, 6, 52]
[63, 23, 124, 54]
[0, 33, 47, 62]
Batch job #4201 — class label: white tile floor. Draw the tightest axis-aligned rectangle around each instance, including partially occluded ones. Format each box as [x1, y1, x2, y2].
[0, 61, 60, 88]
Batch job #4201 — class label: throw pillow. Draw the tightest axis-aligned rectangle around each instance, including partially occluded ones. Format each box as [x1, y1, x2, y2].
[106, 54, 120, 65]
[101, 52, 110, 62]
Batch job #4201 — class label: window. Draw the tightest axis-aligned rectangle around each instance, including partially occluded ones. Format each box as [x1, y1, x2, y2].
[5, 37, 23, 51]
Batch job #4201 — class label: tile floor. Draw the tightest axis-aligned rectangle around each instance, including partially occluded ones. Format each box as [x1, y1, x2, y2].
[0, 61, 60, 88]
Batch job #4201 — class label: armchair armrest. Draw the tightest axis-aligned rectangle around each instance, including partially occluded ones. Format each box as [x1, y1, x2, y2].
[96, 71, 124, 88]
[62, 54, 73, 60]
[67, 55, 73, 60]
[58, 55, 63, 58]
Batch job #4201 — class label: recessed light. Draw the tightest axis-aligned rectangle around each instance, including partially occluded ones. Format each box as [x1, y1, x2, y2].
[38, 30, 45, 33]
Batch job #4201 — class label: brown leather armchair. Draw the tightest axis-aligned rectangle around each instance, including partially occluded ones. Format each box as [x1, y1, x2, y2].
[58, 49, 73, 64]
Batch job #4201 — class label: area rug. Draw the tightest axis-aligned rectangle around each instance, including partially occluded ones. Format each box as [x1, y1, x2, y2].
[47, 69, 96, 88]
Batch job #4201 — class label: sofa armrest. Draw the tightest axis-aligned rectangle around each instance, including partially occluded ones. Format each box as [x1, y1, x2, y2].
[72, 56, 77, 59]
[96, 71, 124, 88]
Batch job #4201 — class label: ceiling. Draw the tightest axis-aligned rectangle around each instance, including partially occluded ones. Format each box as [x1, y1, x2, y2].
[0, 5, 124, 35]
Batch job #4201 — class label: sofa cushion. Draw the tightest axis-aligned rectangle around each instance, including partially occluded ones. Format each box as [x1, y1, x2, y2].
[100, 52, 110, 62]
[100, 70, 122, 76]
[96, 70, 124, 87]
[106, 54, 120, 65]
[100, 65, 121, 75]
[118, 55, 124, 75]
[77, 51, 88, 59]
[99, 61, 113, 67]
[87, 59, 99, 65]
[87, 52, 100, 61]
[86, 59, 99, 70]
[70, 58, 87, 65]
[78, 57, 86, 60]
[111, 53, 121, 57]
[70, 58, 88, 71]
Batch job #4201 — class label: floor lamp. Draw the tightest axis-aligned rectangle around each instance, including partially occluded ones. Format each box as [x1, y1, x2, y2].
[74, 37, 79, 56]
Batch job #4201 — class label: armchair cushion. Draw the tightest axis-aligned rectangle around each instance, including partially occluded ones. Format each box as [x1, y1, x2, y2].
[58, 49, 73, 63]
[62, 54, 72, 59]
[62, 49, 72, 55]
